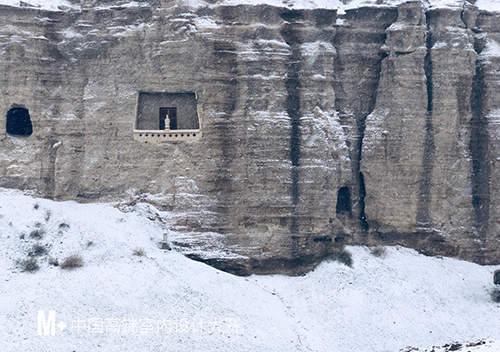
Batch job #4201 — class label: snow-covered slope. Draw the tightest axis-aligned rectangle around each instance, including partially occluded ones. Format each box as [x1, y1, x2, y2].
[0, 188, 499, 351]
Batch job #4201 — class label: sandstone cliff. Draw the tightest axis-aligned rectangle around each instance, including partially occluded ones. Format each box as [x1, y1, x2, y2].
[0, 0, 498, 275]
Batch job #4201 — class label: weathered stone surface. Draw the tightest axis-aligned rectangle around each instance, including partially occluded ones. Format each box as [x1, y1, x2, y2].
[362, 1, 429, 235]
[0, 0, 499, 275]
[472, 9, 500, 264]
[362, 1, 479, 261]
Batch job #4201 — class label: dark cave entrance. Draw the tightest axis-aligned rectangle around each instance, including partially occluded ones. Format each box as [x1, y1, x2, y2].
[336, 186, 352, 215]
[6, 107, 32, 136]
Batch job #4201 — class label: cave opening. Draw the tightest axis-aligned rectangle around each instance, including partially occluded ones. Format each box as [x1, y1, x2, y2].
[336, 186, 352, 215]
[6, 107, 32, 137]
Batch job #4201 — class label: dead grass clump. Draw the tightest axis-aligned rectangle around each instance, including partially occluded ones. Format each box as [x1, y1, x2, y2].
[29, 243, 47, 257]
[60, 254, 84, 270]
[132, 247, 146, 256]
[326, 248, 353, 267]
[20, 257, 40, 273]
[490, 287, 500, 303]
[370, 246, 387, 258]
[29, 228, 45, 239]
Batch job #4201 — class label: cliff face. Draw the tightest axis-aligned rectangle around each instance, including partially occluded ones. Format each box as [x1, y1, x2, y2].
[0, 0, 498, 274]
[362, 1, 500, 265]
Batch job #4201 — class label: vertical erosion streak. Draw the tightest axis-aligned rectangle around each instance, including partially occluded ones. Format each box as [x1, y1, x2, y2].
[416, 12, 435, 229]
[333, 10, 395, 234]
[281, 14, 302, 236]
[287, 63, 301, 235]
[213, 41, 238, 233]
[356, 47, 387, 233]
[470, 37, 489, 260]
[358, 171, 368, 231]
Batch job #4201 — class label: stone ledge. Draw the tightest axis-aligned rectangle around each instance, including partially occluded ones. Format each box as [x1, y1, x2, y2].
[133, 129, 202, 143]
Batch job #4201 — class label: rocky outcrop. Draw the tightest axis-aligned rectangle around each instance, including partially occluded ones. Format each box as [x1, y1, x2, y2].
[362, 1, 478, 259]
[0, 0, 499, 274]
[361, 1, 500, 264]
[472, 8, 500, 263]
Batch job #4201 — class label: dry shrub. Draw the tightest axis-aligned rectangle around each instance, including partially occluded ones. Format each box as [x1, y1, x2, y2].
[132, 247, 146, 256]
[29, 228, 45, 239]
[327, 248, 353, 267]
[20, 257, 39, 273]
[29, 243, 47, 257]
[60, 254, 84, 270]
[370, 246, 387, 258]
[490, 287, 500, 303]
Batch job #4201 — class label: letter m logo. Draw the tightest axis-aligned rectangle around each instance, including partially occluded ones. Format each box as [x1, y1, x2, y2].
[37, 310, 56, 336]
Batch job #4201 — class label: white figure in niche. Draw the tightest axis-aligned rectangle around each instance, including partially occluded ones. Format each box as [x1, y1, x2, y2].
[164, 113, 170, 131]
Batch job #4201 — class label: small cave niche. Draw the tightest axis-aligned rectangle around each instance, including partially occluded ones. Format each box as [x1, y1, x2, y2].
[136, 92, 199, 131]
[336, 186, 352, 215]
[6, 107, 32, 136]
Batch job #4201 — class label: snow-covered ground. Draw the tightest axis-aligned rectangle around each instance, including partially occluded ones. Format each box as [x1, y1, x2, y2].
[0, 188, 499, 351]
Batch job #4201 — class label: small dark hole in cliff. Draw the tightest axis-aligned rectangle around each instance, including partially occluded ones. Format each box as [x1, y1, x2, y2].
[6, 107, 32, 136]
[313, 236, 332, 243]
[281, 10, 303, 22]
[336, 186, 352, 215]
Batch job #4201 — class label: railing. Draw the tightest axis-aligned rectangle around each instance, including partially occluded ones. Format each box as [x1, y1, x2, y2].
[133, 129, 202, 143]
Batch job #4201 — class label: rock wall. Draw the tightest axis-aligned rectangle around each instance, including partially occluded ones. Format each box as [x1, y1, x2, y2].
[0, 0, 499, 274]
[362, 1, 500, 265]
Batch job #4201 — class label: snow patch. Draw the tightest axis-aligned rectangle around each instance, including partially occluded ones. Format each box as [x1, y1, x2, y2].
[0, 0, 77, 11]
[481, 39, 500, 58]
[476, 0, 500, 12]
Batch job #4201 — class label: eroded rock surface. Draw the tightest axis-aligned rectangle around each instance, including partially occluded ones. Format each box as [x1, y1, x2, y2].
[0, 0, 499, 274]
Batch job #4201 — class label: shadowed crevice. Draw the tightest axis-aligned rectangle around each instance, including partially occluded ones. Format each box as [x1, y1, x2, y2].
[416, 11, 435, 229]
[212, 41, 239, 233]
[333, 9, 396, 234]
[281, 17, 302, 236]
[469, 34, 489, 262]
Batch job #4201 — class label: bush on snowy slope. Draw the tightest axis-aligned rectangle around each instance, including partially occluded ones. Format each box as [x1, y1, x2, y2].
[17, 257, 39, 273]
[60, 254, 84, 270]
[326, 247, 354, 267]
